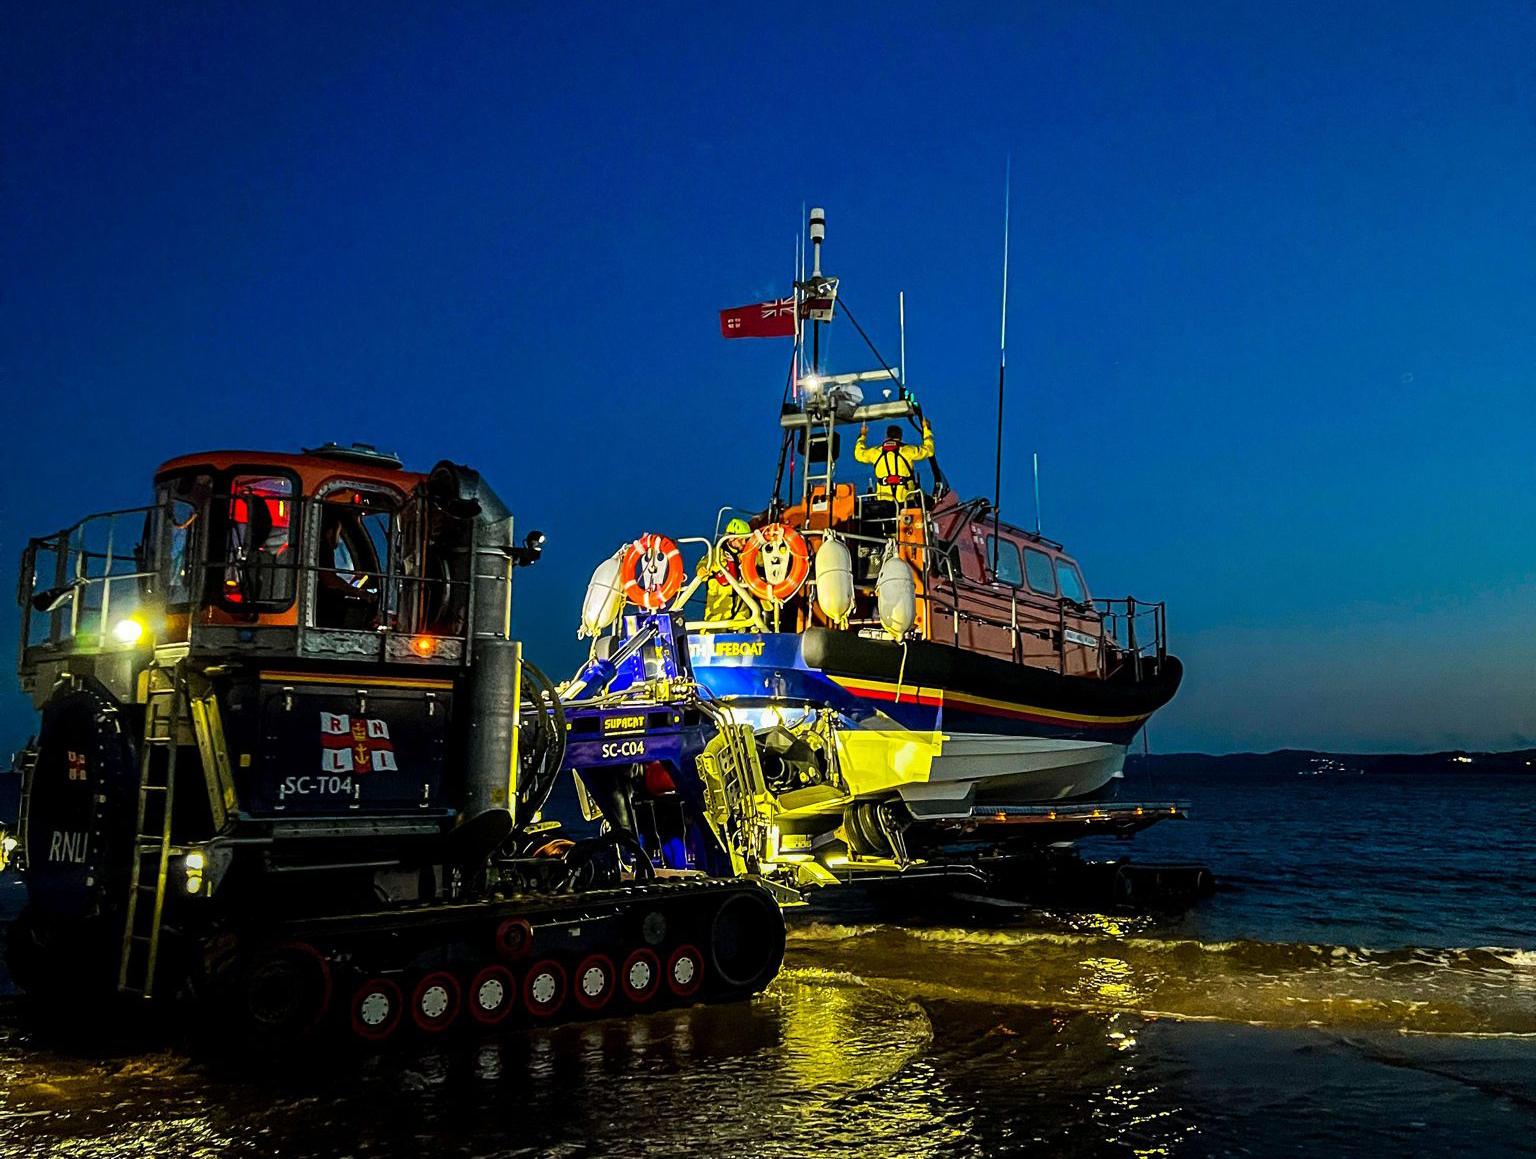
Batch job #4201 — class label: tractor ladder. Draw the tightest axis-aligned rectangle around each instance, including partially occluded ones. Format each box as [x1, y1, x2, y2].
[118, 664, 187, 999]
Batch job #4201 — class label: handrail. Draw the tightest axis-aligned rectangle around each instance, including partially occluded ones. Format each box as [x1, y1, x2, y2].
[1092, 596, 1169, 676]
[16, 495, 482, 666]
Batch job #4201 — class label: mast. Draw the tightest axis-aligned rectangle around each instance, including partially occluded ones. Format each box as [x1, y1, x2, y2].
[809, 206, 825, 372]
[991, 158, 1011, 572]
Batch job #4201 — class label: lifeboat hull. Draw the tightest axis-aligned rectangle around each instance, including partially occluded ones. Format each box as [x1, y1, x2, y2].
[686, 628, 1182, 809]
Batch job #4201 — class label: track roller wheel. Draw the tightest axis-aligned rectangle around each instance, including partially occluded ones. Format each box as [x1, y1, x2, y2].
[708, 888, 785, 992]
[350, 977, 404, 1042]
[495, 917, 535, 960]
[522, 958, 567, 1017]
[410, 970, 462, 1034]
[468, 964, 517, 1025]
[620, 948, 661, 1004]
[232, 941, 334, 1041]
[665, 944, 703, 999]
[572, 953, 615, 1012]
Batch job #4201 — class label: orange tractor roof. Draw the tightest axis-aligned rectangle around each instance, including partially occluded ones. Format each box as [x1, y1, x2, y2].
[155, 448, 429, 493]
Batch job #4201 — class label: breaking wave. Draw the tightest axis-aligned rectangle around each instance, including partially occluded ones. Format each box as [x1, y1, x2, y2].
[785, 921, 1536, 1036]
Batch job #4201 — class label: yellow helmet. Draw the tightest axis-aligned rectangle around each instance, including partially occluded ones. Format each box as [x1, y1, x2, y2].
[725, 518, 751, 537]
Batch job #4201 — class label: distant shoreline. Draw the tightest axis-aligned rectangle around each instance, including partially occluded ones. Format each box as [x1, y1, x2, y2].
[1128, 748, 1536, 775]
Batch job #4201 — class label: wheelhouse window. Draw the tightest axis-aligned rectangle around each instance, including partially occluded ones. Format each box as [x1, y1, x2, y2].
[314, 488, 397, 630]
[985, 536, 1023, 586]
[1056, 559, 1088, 605]
[222, 475, 296, 609]
[1023, 547, 1057, 596]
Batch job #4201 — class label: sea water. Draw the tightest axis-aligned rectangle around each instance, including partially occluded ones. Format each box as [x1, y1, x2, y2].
[0, 762, 1532, 1156]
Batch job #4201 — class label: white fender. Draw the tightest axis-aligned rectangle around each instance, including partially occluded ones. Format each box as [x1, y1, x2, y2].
[579, 552, 626, 637]
[814, 534, 855, 627]
[876, 554, 916, 639]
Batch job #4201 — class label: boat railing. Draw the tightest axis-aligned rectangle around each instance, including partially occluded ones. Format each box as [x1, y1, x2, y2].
[1093, 597, 1168, 680]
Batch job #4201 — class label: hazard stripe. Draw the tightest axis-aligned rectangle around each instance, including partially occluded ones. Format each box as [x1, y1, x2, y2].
[830, 675, 1147, 726]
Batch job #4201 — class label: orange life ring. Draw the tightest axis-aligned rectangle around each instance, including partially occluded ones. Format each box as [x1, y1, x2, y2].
[739, 523, 810, 605]
[619, 533, 685, 609]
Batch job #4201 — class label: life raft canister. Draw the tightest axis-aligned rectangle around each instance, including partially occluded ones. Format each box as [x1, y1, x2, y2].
[739, 523, 811, 606]
[619, 533, 685, 610]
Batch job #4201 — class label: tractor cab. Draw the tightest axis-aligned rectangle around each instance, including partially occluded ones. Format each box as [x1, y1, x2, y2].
[13, 444, 552, 987]
[18, 442, 553, 700]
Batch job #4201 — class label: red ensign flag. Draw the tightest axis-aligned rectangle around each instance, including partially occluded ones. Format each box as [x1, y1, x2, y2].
[719, 296, 797, 339]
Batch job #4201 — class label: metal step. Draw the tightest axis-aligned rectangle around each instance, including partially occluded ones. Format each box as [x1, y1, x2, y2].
[118, 664, 185, 999]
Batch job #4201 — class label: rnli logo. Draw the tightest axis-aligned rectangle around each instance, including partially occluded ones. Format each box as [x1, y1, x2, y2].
[319, 712, 398, 773]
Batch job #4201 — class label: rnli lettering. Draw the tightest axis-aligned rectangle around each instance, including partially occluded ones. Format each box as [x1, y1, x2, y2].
[603, 714, 645, 733]
[714, 640, 765, 657]
[600, 739, 647, 759]
[48, 829, 89, 864]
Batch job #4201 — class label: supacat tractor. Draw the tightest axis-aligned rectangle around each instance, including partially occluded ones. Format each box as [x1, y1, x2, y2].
[7, 443, 783, 1045]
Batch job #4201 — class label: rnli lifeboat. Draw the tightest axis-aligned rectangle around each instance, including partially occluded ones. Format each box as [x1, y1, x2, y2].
[574, 208, 1181, 846]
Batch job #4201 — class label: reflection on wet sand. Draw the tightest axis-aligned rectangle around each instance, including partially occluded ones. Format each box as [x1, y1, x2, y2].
[2, 922, 1535, 1157]
[0, 967, 1200, 1159]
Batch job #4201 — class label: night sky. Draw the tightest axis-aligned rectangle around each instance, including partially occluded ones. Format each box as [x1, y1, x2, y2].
[4, 4, 1534, 753]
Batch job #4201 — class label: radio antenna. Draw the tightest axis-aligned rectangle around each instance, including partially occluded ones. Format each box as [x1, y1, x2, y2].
[991, 156, 1011, 573]
[1033, 450, 1042, 535]
[809, 206, 826, 372]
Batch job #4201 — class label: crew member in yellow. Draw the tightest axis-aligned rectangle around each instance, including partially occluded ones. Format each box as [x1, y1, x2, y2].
[855, 420, 935, 503]
[698, 517, 753, 624]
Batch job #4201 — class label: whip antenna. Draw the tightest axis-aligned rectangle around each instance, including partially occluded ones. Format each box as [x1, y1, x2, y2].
[991, 157, 1011, 572]
[1033, 450, 1041, 535]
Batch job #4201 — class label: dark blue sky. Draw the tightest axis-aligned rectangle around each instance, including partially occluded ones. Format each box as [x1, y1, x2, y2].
[3, 3, 1534, 753]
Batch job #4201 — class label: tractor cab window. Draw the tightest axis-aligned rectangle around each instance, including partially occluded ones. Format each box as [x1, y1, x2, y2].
[222, 475, 296, 609]
[314, 489, 396, 630]
[396, 495, 469, 637]
[153, 473, 212, 607]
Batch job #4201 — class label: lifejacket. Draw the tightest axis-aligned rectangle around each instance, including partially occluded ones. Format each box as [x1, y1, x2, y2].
[712, 553, 740, 586]
[876, 441, 915, 489]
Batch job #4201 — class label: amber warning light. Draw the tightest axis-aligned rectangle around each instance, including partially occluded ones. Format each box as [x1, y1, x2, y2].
[410, 636, 437, 658]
